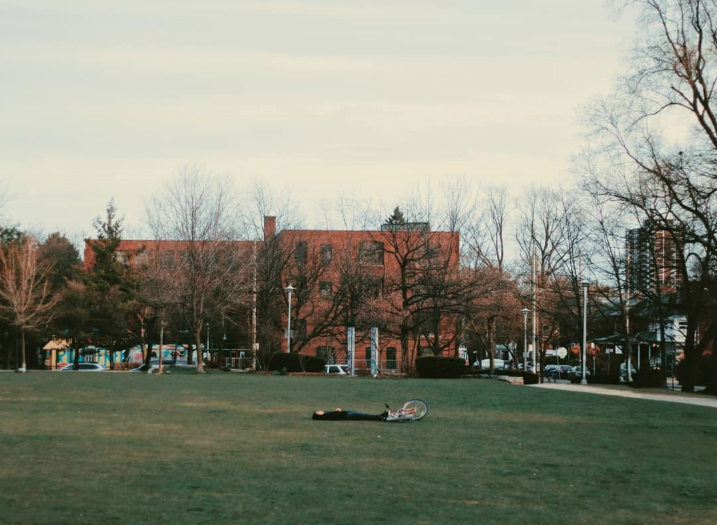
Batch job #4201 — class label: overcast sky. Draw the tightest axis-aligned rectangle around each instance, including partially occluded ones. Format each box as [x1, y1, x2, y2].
[1, 0, 636, 241]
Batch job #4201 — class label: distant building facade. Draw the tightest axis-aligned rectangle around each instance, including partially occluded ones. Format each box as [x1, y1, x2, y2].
[626, 219, 683, 296]
[84, 216, 461, 373]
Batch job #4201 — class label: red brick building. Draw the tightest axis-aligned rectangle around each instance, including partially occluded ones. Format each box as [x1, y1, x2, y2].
[85, 216, 461, 373]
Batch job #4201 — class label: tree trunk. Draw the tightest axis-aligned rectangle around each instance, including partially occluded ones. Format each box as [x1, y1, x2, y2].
[680, 314, 701, 392]
[157, 319, 165, 375]
[487, 316, 495, 373]
[400, 324, 411, 373]
[18, 330, 27, 372]
[73, 342, 80, 370]
[195, 318, 205, 374]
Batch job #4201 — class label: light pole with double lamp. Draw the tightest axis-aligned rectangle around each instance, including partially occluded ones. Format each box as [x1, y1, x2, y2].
[581, 280, 589, 386]
[521, 307, 530, 371]
[284, 284, 295, 353]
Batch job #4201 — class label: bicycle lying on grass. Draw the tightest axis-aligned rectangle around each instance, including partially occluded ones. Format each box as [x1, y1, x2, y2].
[383, 399, 428, 422]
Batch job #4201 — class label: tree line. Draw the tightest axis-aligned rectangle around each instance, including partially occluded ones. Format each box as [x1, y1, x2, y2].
[0, 171, 593, 377]
[1, 1, 715, 390]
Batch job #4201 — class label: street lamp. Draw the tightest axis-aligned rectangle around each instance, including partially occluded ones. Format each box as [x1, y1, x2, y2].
[581, 280, 589, 386]
[521, 307, 530, 371]
[284, 284, 295, 353]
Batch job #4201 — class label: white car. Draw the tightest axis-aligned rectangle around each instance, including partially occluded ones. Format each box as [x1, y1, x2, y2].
[474, 358, 510, 370]
[59, 363, 106, 371]
[324, 364, 349, 375]
[620, 362, 637, 381]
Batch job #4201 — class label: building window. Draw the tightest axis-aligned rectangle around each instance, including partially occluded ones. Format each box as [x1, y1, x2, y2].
[293, 318, 307, 342]
[320, 244, 332, 266]
[134, 251, 149, 266]
[365, 347, 372, 369]
[319, 281, 333, 296]
[317, 346, 336, 363]
[359, 241, 384, 265]
[364, 277, 383, 298]
[386, 347, 397, 370]
[115, 251, 130, 265]
[295, 241, 308, 266]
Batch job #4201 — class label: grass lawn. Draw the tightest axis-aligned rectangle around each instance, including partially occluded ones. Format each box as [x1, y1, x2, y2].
[1, 371, 716, 524]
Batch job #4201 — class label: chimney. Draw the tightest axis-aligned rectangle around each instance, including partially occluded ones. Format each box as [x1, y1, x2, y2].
[263, 216, 276, 241]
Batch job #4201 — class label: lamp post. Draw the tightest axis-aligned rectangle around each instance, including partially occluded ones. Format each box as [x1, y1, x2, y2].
[521, 307, 529, 371]
[582, 280, 589, 386]
[284, 284, 295, 353]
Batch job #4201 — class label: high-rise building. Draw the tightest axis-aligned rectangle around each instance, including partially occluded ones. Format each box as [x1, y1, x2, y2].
[626, 219, 682, 295]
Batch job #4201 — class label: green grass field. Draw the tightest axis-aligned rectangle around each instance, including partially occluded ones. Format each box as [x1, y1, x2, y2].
[1, 371, 716, 524]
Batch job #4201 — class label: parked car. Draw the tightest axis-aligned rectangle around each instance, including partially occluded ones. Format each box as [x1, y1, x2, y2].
[474, 358, 511, 370]
[546, 364, 572, 379]
[58, 363, 106, 371]
[129, 359, 188, 372]
[324, 364, 349, 375]
[543, 364, 558, 376]
[556, 364, 573, 378]
[569, 366, 591, 381]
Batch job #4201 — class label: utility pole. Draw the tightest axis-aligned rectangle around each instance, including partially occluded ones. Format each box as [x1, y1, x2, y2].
[252, 240, 257, 370]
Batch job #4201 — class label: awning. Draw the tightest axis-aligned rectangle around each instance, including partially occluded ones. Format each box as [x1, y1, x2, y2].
[590, 333, 628, 344]
[42, 339, 71, 351]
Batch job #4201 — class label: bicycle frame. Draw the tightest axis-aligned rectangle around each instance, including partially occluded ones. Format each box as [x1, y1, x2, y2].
[384, 399, 428, 422]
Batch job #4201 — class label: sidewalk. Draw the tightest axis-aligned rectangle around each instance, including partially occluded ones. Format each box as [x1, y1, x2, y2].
[530, 381, 717, 409]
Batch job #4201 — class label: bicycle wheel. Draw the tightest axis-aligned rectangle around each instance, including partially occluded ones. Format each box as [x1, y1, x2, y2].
[402, 399, 428, 421]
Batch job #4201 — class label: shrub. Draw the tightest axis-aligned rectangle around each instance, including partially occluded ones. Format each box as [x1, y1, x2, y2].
[415, 356, 466, 378]
[484, 369, 523, 377]
[522, 373, 539, 385]
[675, 356, 710, 387]
[587, 374, 621, 385]
[631, 369, 664, 388]
[267, 353, 325, 373]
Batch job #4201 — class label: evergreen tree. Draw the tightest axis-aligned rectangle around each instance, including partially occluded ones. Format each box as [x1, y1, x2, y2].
[386, 207, 406, 225]
[85, 200, 138, 368]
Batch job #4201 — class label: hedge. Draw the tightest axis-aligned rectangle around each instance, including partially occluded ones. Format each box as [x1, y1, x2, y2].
[468, 368, 539, 384]
[630, 369, 664, 388]
[415, 356, 467, 378]
[522, 373, 539, 385]
[586, 374, 621, 385]
[267, 353, 325, 373]
[486, 370, 525, 378]
[675, 356, 712, 387]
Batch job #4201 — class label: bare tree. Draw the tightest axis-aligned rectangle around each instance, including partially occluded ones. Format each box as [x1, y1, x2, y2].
[238, 182, 304, 366]
[133, 241, 184, 374]
[369, 204, 464, 371]
[463, 185, 510, 271]
[581, 0, 717, 390]
[279, 230, 334, 354]
[0, 236, 62, 371]
[462, 266, 522, 371]
[514, 185, 591, 377]
[147, 165, 243, 373]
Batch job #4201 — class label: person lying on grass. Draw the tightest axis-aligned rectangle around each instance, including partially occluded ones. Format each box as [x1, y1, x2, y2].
[312, 408, 387, 421]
